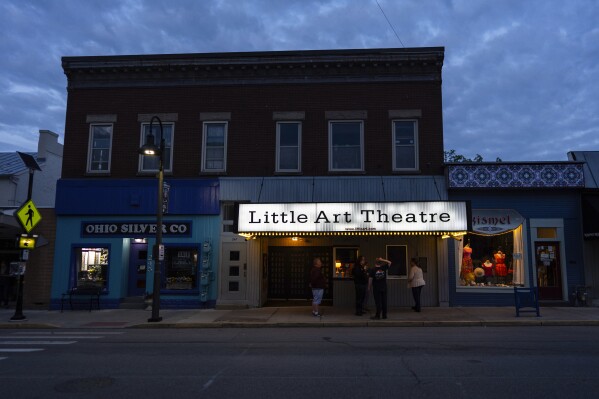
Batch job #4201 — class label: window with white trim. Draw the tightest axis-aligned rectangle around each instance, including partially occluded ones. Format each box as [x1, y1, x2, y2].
[329, 121, 363, 171]
[276, 122, 301, 172]
[202, 122, 227, 172]
[87, 124, 113, 173]
[139, 122, 174, 172]
[393, 120, 418, 170]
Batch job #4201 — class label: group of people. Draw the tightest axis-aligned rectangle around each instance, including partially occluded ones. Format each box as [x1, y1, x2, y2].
[309, 255, 426, 319]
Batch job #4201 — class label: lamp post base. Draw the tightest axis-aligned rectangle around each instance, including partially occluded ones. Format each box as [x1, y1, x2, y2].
[148, 316, 163, 323]
[10, 315, 27, 321]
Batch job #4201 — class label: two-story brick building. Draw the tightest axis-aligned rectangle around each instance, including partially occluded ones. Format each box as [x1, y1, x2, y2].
[53, 47, 476, 310]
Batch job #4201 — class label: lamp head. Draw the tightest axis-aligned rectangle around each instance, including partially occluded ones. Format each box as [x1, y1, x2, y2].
[138, 134, 161, 156]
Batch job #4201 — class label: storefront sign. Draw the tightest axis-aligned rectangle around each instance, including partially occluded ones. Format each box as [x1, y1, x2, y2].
[81, 221, 192, 237]
[238, 202, 469, 233]
[472, 209, 524, 234]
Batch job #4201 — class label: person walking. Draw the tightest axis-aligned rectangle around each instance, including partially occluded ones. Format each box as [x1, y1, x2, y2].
[368, 257, 392, 320]
[309, 257, 327, 317]
[352, 256, 368, 316]
[408, 258, 426, 312]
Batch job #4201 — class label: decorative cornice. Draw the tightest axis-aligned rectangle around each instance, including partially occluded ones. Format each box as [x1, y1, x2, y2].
[447, 163, 585, 189]
[62, 47, 444, 89]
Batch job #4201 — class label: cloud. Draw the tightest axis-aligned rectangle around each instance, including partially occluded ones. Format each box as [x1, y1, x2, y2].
[0, 0, 597, 161]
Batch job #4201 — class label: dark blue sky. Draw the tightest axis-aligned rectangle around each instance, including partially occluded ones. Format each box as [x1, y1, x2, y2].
[1, 0, 598, 161]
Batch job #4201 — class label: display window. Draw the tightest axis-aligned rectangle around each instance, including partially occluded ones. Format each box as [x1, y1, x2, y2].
[74, 247, 109, 289]
[457, 225, 525, 288]
[164, 246, 198, 290]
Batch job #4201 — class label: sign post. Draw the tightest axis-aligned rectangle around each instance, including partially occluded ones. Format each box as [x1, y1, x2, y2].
[10, 152, 42, 322]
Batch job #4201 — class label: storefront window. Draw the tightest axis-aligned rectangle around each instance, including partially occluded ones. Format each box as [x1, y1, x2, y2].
[457, 225, 524, 288]
[386, 245, 408, 277]
[333, 247, 358, 278]
[165, 246, 198, 290]
[75, 247, 109, 289]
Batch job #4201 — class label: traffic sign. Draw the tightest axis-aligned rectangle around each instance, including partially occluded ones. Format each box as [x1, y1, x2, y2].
[18, 235, 37, 249]
[16, 200, 42, 233]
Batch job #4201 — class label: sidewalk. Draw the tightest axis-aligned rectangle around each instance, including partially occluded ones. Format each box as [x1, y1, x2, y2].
[2, 305, 599, 329]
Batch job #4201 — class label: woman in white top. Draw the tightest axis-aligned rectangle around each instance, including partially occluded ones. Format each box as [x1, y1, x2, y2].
[407, 258, 426, 312]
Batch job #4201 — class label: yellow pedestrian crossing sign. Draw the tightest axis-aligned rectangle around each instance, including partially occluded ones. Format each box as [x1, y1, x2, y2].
[16, 200, 42, 233]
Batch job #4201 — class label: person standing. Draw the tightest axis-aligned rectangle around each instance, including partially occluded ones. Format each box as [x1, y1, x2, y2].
[368, 257, 392, 320]
[407, 258, 426, 312]
[352, 256, 368, 316]
[309, 257, 327, 317]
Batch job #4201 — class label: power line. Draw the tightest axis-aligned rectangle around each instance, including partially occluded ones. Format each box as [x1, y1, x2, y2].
[376, 0, 405, 48]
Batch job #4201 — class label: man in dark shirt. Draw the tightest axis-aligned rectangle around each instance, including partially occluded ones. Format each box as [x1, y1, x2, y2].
[368, 257, 392, 319]
[353, 256, 368, 316]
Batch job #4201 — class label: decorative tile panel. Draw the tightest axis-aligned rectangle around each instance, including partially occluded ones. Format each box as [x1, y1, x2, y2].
[447, 163, 584, 189]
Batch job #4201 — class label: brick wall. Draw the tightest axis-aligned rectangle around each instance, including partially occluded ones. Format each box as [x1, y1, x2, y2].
[63, 81, 444, 178]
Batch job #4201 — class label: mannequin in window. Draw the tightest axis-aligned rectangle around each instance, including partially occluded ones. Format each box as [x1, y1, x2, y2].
[494, 249, 507, 284]
[482, 258, 494, 285]
[461, 243, 474, 285]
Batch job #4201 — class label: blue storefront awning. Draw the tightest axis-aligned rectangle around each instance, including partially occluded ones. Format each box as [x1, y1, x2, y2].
[56, 179, 219, 216]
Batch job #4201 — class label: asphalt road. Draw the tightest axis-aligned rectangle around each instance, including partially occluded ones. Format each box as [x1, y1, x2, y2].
[1, 327, 598, 398]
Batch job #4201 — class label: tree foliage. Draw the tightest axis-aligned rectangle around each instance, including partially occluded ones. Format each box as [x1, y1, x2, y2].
[444, 149, 502, 163]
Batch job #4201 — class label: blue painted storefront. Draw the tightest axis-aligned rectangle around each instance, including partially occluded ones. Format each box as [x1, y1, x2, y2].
[50, 179, 221, 310]
[448, 191, 584, 307]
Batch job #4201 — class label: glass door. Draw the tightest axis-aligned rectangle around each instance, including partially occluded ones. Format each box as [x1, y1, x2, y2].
[535, 242, 562, 300]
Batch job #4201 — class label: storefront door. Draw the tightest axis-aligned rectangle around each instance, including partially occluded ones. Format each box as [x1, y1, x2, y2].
[128, 242, 147, 296]
[220, 242, 247, 301]
[535, 242, 563, 300]
[268, 246, 332, 301]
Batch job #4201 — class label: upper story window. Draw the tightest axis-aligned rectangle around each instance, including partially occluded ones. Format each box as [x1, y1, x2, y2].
[139, 123, 174, 173]
[329, 120, 364, 172]
[202, 122, 227, 172]
[276, 122, 301, 172]
[393, 120, 418, 171]
[87, 124, 113, 173]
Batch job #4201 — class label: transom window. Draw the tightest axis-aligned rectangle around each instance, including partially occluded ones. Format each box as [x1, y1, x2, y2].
[202, 122, 227, 172]
[87, 124, 113, 173]
[276, 122, 301, 172]
[139, 123, 174, 172]
[393, 120, 418, 170]
[329, 121, 364, 171]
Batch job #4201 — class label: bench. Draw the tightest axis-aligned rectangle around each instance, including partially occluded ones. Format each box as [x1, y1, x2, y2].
[514, 286, 540, 317]
[61, 285, 102, 312]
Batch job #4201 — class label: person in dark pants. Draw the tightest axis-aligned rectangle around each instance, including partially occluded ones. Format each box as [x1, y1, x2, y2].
[309, 257, 327, 317]
[368, 257, 392, 320]
[352, 256, 368, 316]
[407, 258, 426, 312]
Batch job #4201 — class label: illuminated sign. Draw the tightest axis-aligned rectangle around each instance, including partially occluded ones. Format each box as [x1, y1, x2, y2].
[18, 235, 37, 249]
[472, 209, 524, 234]
[238, 202, 469, 233]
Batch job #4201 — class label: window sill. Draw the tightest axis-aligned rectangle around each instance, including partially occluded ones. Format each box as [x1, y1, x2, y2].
[84, 172, 111, 177]
[199, 171, 227, 176]
[274, 171, 303, 176]
[327, 171, 367, 175]
[392, 170, 421, 174]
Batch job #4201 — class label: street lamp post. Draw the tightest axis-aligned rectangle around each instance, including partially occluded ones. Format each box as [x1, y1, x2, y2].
[138, 116, 165, 323]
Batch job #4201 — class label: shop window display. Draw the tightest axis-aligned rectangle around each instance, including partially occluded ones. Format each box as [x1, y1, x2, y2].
[75, 247, 109, 289]
[458, 227, 524, 287]
[165, 247, 198, 290]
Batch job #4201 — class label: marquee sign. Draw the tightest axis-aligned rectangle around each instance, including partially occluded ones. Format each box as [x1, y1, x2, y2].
[238, 202, 469, 234]
[471, 209, 524, 234]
